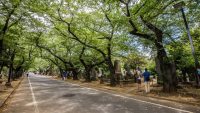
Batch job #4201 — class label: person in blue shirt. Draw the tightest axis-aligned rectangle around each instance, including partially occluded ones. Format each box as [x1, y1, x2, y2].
[63, 71, 67, 80]
[142, 68, 151, 93]
[197, 67, 200, 76]
[197, 67, 200, 85]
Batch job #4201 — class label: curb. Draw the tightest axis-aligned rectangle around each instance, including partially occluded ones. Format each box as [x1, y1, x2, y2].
[0, 77, 24, 109]
[100, 86, 200, 107]
[134, 93, 200, 106]
[104, 87, 200, 107]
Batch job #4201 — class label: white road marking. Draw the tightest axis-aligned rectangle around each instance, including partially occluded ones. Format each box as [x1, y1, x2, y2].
[28, 77, 40, 113]
[67, 82, 193, 113]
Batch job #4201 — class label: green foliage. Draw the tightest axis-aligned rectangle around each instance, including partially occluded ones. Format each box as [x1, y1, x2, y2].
[0, 0, 199, 86]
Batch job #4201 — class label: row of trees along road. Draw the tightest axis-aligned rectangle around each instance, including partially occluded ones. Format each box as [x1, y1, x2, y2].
[0, 0, 200, 92]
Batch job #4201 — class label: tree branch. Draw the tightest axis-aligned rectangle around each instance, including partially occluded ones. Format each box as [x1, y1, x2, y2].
[140, 16, 163, 40]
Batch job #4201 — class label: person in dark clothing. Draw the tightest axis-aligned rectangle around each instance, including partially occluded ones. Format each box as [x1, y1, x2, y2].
[142, 68, 150, 93]
[197, 67, 200, 85]
[63, 71, 67, 80]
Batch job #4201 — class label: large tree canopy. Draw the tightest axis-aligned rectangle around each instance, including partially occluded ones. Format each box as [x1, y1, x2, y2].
[0, 0, 199, 92]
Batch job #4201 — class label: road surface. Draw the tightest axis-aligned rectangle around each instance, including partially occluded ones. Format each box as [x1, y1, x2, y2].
[1, 74, 200, 113]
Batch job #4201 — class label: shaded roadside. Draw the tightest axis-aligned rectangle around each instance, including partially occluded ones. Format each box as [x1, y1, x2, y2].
[51, 76, 200, 107]
[0, 76, 24, 111]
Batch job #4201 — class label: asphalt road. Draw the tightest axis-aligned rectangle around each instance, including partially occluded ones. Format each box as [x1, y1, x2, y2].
[1, 74, 200, 113]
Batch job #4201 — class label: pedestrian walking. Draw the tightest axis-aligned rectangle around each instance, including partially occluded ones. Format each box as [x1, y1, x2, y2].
[134, 68, 141, 91]
[137, 74, 142, 91]
[97, 68, 102, 78]
[186, 73, 190, 82]
[197, 67, 200, 76]
[142, 68, 150, 93]
[27, 72, 29, 77]
[63, 71, 67, 80]
[197, 67, 200, 85]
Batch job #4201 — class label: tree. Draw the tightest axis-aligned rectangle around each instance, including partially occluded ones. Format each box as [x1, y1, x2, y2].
[117, 0, 179, 92]
[44, 0, 125, 85]
[79, 46, 105, 81]
[35, 33, 80, 80]
[0, 0, 23, 54]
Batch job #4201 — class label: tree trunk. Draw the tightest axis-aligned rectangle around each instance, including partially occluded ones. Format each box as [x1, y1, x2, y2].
[106, 59, 116, 86]
[0, 39, 4, 77]
[85, 69, 91, 82]
[6, 51, 15, 86]
[0, 39, 3, 55]
[0, 62, 4, 77]
[14, 66, 23, 79]
[59, 68, 63, 78]
[155, 44, 177, 92]
[181, 68, 187, 83]
[141, 17, 178, 92]
[195, 72, 200, 87]
[72, 69, 79, 80]
[91, 67, 98, 81]
[84, 66, 93, 82]
[80, 65, 92, 82]
[12, 69, 16, 81]
[18, 70, 23, 78]
[6, 63, 13, 86]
